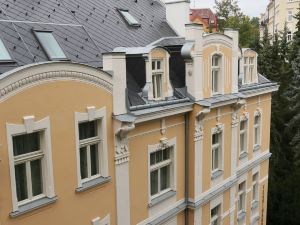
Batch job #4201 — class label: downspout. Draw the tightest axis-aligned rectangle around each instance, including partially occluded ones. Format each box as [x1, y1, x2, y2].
[184, 113, 189, 225]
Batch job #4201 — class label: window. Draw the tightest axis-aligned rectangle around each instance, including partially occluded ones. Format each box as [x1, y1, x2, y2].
[34, 31, 67, 60]
[243, 56, 257, 84]
[238, 181, 246, 213]
[287, 11, 293, 22]
[150, 148, 172, 197]
[13, 132, 44, 204]
[152, 59, 163, 99]
[7, 117, 55, 213]
[252, 173, 259, 202]
[287, 31, 292, 42]
[240, 120, 247, 154]
[211, 204, 221, 225]
[254, 115, 261, 147]
[119, 9, 140, 27]
[212, 132, 222, 172]
[79, 120, 101, 181]
[0, 38, 12, 61]
[212, 55, 221, 94]
[243, 57, 248, 83]
[75, 107, 109, 190]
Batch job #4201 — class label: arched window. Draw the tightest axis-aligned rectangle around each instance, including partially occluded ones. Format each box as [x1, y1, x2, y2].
[212, 54, 221, 94]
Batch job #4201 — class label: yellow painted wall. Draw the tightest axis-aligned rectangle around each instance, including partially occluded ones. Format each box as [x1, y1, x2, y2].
[0, 81, 116, 225]
[128, 115, 186, 224]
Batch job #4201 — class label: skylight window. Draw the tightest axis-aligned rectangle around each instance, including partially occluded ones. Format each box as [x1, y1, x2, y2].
[0, 38, 12, 61]
[34, 31, 67, 60]
[119, 10, 141, 27]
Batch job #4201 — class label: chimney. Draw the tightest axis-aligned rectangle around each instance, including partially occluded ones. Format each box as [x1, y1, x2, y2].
[182, 23, 204, 101]
[224, 28, 239, 93]
[165, 0, 190, 37]
[103, 52, 127, 115]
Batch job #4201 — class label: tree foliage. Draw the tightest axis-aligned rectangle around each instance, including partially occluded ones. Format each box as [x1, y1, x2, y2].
[214, 0, 260, 47]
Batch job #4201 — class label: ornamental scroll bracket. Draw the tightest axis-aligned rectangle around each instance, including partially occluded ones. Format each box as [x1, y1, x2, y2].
[194, 107, 210, 142]
[115, 121, 135, 165]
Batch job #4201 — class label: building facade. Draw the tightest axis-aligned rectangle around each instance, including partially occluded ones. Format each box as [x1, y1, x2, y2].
[0, 0, 277, 225]
[260, 0, 300, 41]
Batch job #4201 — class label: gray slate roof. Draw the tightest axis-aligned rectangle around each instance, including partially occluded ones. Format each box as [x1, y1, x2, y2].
[0, 0, 177, 74]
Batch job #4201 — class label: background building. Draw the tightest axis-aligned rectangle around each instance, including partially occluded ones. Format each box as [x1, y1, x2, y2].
[190, 8, 218, 32]
[260, 0, 300, 41]
[0, 0, 277, 225]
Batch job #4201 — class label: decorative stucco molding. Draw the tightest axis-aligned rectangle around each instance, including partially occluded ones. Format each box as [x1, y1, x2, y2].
[231, 112, 239, 127]
[0, 62, 113, 102]
[194, 125, 204, 142]
[194, 107, 210, 142]
[115, 122, 135, 165]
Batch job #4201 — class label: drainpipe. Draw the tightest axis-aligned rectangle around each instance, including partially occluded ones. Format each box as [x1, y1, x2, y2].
[184, 113, 189, 225]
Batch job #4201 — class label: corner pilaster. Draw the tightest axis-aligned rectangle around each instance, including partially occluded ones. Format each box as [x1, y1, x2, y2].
[114, 121, 135, 225]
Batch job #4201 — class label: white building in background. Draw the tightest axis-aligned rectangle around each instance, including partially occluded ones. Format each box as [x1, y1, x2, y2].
[260, 0, 300, 41]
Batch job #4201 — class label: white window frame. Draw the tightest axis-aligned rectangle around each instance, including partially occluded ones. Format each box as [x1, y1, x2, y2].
[151, 59, 164, 100]
[6, 116, 55, 212]
[148, 138, 177, 203]
[210, 195, 223, 225]
[239, 120, 248, 154]
[211, 204, 221, 225]
[211, 125, 224, 174]
[252, 173, 259, 203]
[253, 110, 262, 149]
[211, 54, 222, 95]
[75, 106, 109, 188]
[287, 31, 292, 42]
[287, 10, 293, 22]
[238, 181, 246, 214]
[239, 113, 249, 156]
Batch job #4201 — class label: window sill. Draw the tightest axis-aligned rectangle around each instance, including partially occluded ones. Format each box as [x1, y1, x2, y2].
[237, 210, 246, 221]
[239, 151, 248, 160]
[251, 200, 259, 210]
[10, 196, 57, 218]
[211, 170, 224, 180]
[76, 176, 111, 193]
[253, 144, 261, 152]
[148, 190, 176, 207]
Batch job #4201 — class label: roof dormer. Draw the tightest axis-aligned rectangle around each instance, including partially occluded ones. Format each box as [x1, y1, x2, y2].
[241, 49, 258, 85]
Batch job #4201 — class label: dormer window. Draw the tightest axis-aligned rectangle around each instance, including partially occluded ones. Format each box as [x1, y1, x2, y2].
[0, 38, 12, 61]
[119, 9, 141, 27]
[243, 52, 257, 84]
[212, 54, 221, 94]
[34, 31, 67, 60]
[152, 59, 163, 99]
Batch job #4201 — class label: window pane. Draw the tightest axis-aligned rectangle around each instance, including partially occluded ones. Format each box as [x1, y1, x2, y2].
[31, 159, 43, 196]
[240, 121, 245, 130]
[163, 148, 170, 160]
[150, 170, 158, 195]
[157, 61, 161, 70]
[79, 120, 98, 140]
[212, 148, 219, 170]
[254, 116, 260, 125]
[212, 70, 218, 92]
[13, 132, 40, 156]
[152, 61, 155, 70]
[0, 38, 12, 60]
[35, 32, 66, 60]
[90, 144, 99, 176]
[240, 133, 245, 151]
[120, 10, 140, 26]
[15, 163, 28, 201]
[254, 127, 259, 144]
[212, 133, 218, 144]
[160, 165, 170, 191]
[80, 147, 88, 179]
[150, 153, 156, 165]
[155, 150, 163, 163]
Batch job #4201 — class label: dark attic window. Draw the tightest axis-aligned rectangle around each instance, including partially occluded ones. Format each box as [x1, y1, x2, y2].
[0, 38, 13, 62]
[118, 9, 141, 27]
[34, 30, 67, 60]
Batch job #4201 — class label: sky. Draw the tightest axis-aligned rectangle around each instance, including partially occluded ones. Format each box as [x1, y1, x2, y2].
[191, 0, 270, 18]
